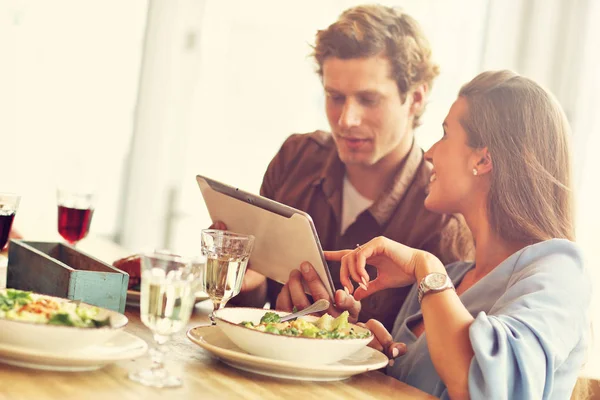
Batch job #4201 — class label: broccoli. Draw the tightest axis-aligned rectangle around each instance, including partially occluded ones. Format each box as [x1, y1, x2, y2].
[282, 327, 300, 336]
[260, 312, 281, 324]
[48, 312, 75, 327]
[265, 325, 280, 334]
[301, 325, 320, 338]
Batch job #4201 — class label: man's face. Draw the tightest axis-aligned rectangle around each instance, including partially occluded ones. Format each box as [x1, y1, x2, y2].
[323, 56, 414, 167]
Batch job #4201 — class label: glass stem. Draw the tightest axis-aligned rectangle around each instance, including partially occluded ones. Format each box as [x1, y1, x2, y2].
[150, 333, 170, 377]
[210, 299, 225, 326]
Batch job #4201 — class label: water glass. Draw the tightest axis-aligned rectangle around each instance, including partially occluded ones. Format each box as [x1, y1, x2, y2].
[128, 251, 198, 388]
[200, 229, 254, 325]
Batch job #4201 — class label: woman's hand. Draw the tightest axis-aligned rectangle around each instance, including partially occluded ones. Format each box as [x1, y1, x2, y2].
[325, 236, 435, 301]
[357, 319, 406, 365]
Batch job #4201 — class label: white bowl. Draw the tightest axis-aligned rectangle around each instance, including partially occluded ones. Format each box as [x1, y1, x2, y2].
[0, 293, 128, 352]
[213, 307, 372, 365]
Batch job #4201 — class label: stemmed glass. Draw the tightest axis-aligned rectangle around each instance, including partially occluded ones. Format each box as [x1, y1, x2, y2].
[129, 251, 200, 388]
[200, 229, 254, 325]
[0, 193, 21, 269]
[56, 188, 95, 245]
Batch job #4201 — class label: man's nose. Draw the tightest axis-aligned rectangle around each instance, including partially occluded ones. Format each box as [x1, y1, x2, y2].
[338, 100, 362, 128]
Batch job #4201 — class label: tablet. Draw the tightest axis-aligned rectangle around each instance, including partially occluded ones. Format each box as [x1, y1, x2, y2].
[196, 175, 336, 299]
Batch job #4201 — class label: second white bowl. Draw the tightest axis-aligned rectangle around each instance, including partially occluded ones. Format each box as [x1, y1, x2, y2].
[214, 307, 372, 365]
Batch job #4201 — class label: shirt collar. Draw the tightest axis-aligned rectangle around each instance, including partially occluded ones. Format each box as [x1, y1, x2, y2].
[313, 137, 424, 227]
[369, 139, 424, 225]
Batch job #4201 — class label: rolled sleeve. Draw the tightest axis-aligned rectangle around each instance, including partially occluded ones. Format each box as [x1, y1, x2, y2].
[469, 313, 548, 398]
[467, 250, 591, 399]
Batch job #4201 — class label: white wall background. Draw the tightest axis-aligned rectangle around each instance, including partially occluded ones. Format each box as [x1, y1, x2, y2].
[1, 0, 148, 240]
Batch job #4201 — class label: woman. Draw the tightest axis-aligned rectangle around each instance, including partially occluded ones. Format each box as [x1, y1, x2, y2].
[326, 70, 591, 399]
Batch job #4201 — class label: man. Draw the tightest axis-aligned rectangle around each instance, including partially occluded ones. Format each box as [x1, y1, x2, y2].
[224, 4, 473, 330]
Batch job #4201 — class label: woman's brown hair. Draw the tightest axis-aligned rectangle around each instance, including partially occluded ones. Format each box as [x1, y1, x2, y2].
[459, 70, 575, 243]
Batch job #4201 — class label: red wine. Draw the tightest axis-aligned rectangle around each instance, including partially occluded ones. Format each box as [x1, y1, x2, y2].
[0, 212, 16, 249]
[57, 205, 94, 244]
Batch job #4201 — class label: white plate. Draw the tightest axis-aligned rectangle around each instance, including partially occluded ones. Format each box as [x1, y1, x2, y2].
[0, 330, 148, 371]
[186, 326, 388, 381]
[126, 290, 210, 307]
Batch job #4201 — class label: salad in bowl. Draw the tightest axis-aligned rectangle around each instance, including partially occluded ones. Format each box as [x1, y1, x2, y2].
[0, 289, 128, 352]
[240, 311, 371, 340]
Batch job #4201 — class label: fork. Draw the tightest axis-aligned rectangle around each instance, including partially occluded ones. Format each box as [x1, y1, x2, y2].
[279, 299, 330, 322]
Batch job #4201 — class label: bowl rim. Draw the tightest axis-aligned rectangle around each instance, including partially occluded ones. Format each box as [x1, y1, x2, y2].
[0, 289, 128, 331]
[214, 307, 372, 342]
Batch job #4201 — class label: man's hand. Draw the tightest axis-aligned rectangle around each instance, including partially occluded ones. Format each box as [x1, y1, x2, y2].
[238, 269, 267, 294]
[210, 220, 267, 307]
[209, 221, 227, 231]
[275, 262, 361, 322]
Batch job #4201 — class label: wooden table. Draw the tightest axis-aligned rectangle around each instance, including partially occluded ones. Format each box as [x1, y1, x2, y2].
[0, 236, 436, 400]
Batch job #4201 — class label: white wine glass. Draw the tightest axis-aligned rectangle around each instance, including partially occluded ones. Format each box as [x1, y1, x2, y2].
[200, 229, 254, 325]
[128, 251, 198, 388]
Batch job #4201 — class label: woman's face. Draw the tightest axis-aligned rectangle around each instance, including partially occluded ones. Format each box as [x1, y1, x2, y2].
[424, 97, 483, 214]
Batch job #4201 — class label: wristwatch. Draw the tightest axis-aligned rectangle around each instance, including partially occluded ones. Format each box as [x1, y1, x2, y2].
[417, 272, 454, 304]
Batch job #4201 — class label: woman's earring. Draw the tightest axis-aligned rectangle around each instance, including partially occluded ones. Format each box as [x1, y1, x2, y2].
[472, 168, 478, 176]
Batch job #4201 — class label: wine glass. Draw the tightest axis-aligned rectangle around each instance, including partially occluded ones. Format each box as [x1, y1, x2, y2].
[200, 229, 255, 325]
[129, 251, 199, 388]
[56, 188, 95, 245]
[0, 192, 21, 271]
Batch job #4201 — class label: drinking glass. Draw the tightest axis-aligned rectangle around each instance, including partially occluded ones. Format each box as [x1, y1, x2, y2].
[200, 229, 255, 325]
[129, 251, 198, 388]
[0, 193, 21, 268]
[56, 188, 95, 245]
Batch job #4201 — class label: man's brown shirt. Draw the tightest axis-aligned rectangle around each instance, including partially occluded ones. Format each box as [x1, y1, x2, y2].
[260, 131, 474, 330]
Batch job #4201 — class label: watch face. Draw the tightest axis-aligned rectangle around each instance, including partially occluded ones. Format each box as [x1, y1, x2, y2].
[424, 273, 448, 289]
